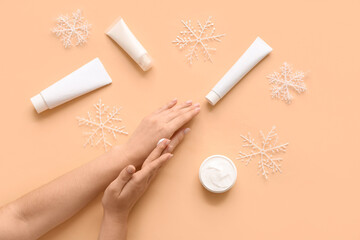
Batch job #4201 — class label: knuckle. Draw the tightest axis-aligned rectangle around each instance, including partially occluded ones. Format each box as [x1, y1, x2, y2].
[144, 115, 154, 123]
[160, 139, 169, 148]
[157, 144, 166, 151]
[167, 144, 174, 152]
[150, 117, 161, 127]
[148, 116, 156, 123]
[132, 175, 143, 185]
[153, 158, 164, 167]
[120, 174, 129, 181]
[104, 186, 117, 195]
[159, 127, 168, 135]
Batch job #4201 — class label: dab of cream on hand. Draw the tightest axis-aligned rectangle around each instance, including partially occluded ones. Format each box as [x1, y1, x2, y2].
[199, 155, 237, 193]
[106, 17, 153, 71]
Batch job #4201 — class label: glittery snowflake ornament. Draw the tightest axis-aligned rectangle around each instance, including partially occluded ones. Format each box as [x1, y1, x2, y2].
[172, 16, 225, 64]
[267, 62, 306, 104]
[52, 9, 91, 48]
[76, 99, 128, 151]
[237, 126, 289, 180]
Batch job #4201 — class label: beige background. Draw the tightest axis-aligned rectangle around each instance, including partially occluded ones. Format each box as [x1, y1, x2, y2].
[1, 0, 360, 239]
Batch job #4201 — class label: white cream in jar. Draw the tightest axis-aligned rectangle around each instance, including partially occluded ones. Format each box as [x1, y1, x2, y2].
[199, 155, 237, 193]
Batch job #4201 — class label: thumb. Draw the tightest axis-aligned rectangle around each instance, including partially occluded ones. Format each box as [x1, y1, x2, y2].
[111, 165, 136, 193]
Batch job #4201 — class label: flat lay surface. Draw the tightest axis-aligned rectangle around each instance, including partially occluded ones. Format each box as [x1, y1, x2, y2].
[0, 0, 359, 239]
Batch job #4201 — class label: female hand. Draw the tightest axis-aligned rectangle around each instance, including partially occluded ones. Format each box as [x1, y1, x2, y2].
[101, 139, 173, 221]
[121, 99, 200, 167]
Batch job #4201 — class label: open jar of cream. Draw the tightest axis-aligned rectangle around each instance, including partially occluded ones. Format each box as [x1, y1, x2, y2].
[199, 155, 237, 193]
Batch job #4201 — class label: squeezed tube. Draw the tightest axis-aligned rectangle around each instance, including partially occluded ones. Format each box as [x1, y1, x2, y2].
[30, 58, 112, 113]
[206, 37, 272, 105]
[106, 17, 152, 71]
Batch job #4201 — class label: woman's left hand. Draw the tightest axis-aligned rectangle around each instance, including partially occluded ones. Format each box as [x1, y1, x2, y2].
[117, 99, 199, 167]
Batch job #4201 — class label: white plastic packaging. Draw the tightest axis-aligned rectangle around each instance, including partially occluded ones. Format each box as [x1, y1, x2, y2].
[31, 58, 112, 113]
[106, 17, 152, 71]
[199, 155, 237, 193]
[206, 37, 272, 105]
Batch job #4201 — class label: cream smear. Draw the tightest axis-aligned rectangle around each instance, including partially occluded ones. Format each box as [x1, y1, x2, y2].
[199, 155, 237, 193]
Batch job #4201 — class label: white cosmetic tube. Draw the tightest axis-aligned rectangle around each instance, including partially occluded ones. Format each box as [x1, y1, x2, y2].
[31, 58, 112, 113]
[206, 37, 272, 105]
[106, 17, 152, 71]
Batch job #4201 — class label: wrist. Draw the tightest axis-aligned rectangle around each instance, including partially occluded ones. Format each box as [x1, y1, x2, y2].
[99, 211, 128, 240]
[106, 144, 135, 168]
[114, 142, 142, 167]
[103, 210, 129, 225]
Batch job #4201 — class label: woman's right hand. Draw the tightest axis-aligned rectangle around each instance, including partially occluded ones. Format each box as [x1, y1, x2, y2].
[99, 139, 175, 240]
[120, 99, 200, 167]
[101, 139, 173, 221]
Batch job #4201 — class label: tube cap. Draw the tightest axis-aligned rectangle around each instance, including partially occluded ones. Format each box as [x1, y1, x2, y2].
[206, 91, 221, 106]
[137, 53, 153, 71]
[31, 94, 48, 113]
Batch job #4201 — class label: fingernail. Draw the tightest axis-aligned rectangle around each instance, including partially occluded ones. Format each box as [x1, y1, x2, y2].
[169, 154, 174, 159]
[185, 100, 192, 105]
[195, 107, 200, 113]
[194, 103, 200, 107]
[184, 128, 191, 134]
[172, 98, 177, 102]
[127, 165, 135, 174]
[157, 138, 165, 145]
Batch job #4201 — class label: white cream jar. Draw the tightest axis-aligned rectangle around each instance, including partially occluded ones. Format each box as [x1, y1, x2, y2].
[199, 155, 237, 193]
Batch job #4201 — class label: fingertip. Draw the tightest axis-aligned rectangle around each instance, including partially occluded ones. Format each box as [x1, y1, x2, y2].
[159, 153, 173, 163]
[185, 100, 193, 105]
[166, 153, 174, 160]
[126, 165, 136, 174]
[184, 128, 191, 134]
[158, 98, 178, 113]
[169, 98, 178, 107]
[114, 165, 136, 189]
[161, 153, 173, 160]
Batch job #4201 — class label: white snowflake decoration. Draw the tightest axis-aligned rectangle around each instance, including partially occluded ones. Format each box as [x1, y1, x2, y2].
[237, 126, 289, 180]
[267, 62, 306, 104]
[52, 9, 91, 48]
[172, 16, 225, 64]
[76, 99, 128, 151]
